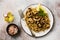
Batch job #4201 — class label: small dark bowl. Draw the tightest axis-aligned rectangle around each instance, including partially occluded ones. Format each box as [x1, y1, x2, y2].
[6, 23, 20, 37]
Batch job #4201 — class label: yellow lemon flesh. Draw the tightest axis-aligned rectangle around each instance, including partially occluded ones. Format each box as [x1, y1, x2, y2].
[4, 16, 9, 22]
[9, 15, 14, 22]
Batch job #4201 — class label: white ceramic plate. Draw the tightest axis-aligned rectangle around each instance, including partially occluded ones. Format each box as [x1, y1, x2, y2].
[21, 4, 54, 37]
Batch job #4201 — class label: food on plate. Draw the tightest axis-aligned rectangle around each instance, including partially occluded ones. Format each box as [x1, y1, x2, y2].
[24, 4, 50, 32]
[4, 12, 14, 23]
[7, 24, 19, 36]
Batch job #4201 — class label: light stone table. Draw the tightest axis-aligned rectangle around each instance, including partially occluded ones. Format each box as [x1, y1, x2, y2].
[0, 0, 60, 40]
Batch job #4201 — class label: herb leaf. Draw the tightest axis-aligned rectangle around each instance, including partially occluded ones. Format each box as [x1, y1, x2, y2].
[38, 8, 47, 16]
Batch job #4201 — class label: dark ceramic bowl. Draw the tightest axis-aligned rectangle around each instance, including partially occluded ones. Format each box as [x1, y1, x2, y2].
[6, 23, 20, 36]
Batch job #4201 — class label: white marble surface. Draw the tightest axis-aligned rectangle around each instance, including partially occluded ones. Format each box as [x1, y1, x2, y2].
[0, 0, 60, 40]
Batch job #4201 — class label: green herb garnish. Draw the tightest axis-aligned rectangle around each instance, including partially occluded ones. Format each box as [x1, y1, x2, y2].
[38, 8, 47, 16]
